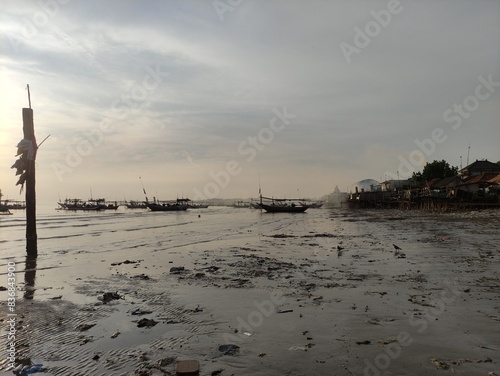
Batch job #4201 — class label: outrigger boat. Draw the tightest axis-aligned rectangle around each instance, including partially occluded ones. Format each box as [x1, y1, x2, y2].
[58, 198, 101, 211]
[257, 195, 308, 213]
[58, 198, 119, 211]
[1, 200, 26, 210]
[1, 190, 25, 211]
[145, 198, 189, 212]
[187, 202, 209, 209]
[139, 177, 191, 212]
[231, 200, 251, 208]
[299, 199, 323, 208]
[124, 200, 147, 209]
[0, 190, 12, 215]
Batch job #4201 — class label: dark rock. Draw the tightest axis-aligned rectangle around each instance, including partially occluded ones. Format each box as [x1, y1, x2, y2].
[130, 308, 153, 315]
[77, 323, 96, 331]
[111, 331, 120, 338]
[131, 274, 150, 280]
[204, 266, 220, 273]
[170, 266, 185, 274]
[356, 340, 371, 345]
[99, 291, 122, 304]
[156, 356, 176, 367]
[218, 344, 240, 355]
[137, 318, 158, 328]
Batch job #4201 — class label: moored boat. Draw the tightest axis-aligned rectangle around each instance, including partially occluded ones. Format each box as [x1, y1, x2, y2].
[1, 190, 25, 210]
[1, 200, 26, 210]
[145, 198, 188, 211]
[231, 200, 251, 208]
[92, 198, 119, 210]
[300, 200, 323, 208]
[188, 203, 209, 209]
[257, 195, 308, 213]
[124, 200, 147, 209]
[58, 198, 101, 211]
[58, 198, 119, 211]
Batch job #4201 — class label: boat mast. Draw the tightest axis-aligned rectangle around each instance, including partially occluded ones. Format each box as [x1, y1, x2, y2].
[139, 176, 149, 203]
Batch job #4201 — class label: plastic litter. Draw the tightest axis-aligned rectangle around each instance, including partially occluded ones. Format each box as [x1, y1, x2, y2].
[20, 364, 44, 375]
[289, 346, 306, 351]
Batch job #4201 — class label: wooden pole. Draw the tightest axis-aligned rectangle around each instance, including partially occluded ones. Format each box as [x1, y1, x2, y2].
[22, 107, 37, 255]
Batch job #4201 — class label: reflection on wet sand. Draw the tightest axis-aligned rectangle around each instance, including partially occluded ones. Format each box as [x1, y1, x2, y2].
[23, 251, 37, 300]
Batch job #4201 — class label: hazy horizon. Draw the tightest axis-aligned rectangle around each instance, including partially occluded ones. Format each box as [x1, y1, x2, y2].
[1, 0, 499, 204]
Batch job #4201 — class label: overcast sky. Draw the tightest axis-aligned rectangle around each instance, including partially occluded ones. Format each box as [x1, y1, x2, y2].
[1, 0, 499, 203]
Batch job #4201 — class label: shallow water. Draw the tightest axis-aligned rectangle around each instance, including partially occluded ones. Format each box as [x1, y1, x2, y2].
[0, 206, 499, 375]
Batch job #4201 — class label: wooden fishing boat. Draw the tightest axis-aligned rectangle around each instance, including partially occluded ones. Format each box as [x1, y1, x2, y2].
[124, 200, 147, 209]
[300, 200, 323, 208]
[257, 195, 308, 213]
[57, 198, 119, 211]
[1, 190, 25, 210]
[145, 198, 188, 211]
[58, 198, 101, 211]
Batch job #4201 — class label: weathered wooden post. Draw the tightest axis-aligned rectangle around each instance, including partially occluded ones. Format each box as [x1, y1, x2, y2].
[23, 86, 37, 256]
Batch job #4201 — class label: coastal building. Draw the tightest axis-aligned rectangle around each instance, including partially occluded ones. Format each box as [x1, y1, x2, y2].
[455, 160, 500, 200]
[459, 159, 500, 178]
[347, 159, 500, 210]
[457, 173, 500, 200]
[349, 179, 380, 193]
[323, 185, 348, 208]
[422, 176, 461, 198]
[380, 179, 415, 192]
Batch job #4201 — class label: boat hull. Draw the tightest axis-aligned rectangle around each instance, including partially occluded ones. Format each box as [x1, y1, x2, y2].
[146, 203, 188, 211]
[258, 203, 308, 213]
[65, 205, 102, 211]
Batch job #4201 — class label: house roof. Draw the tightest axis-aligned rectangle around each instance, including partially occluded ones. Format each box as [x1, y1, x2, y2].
[381, 179, 413, 185]
[428, 176, 460, 188]
[460, 159, 500, 174]
[459, 173, 500, 186]
[488, 174, 500, 185]
[425, 178, 441, 188]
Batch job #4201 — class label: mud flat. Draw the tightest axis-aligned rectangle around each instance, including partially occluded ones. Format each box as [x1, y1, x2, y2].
[1, 208, 499, 375]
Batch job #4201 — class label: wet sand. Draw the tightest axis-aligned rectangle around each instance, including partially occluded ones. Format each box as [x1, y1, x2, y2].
[1, 208, 499, 375]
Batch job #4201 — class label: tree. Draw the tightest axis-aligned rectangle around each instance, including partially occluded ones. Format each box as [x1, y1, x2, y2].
[412, 160, 458, 185]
